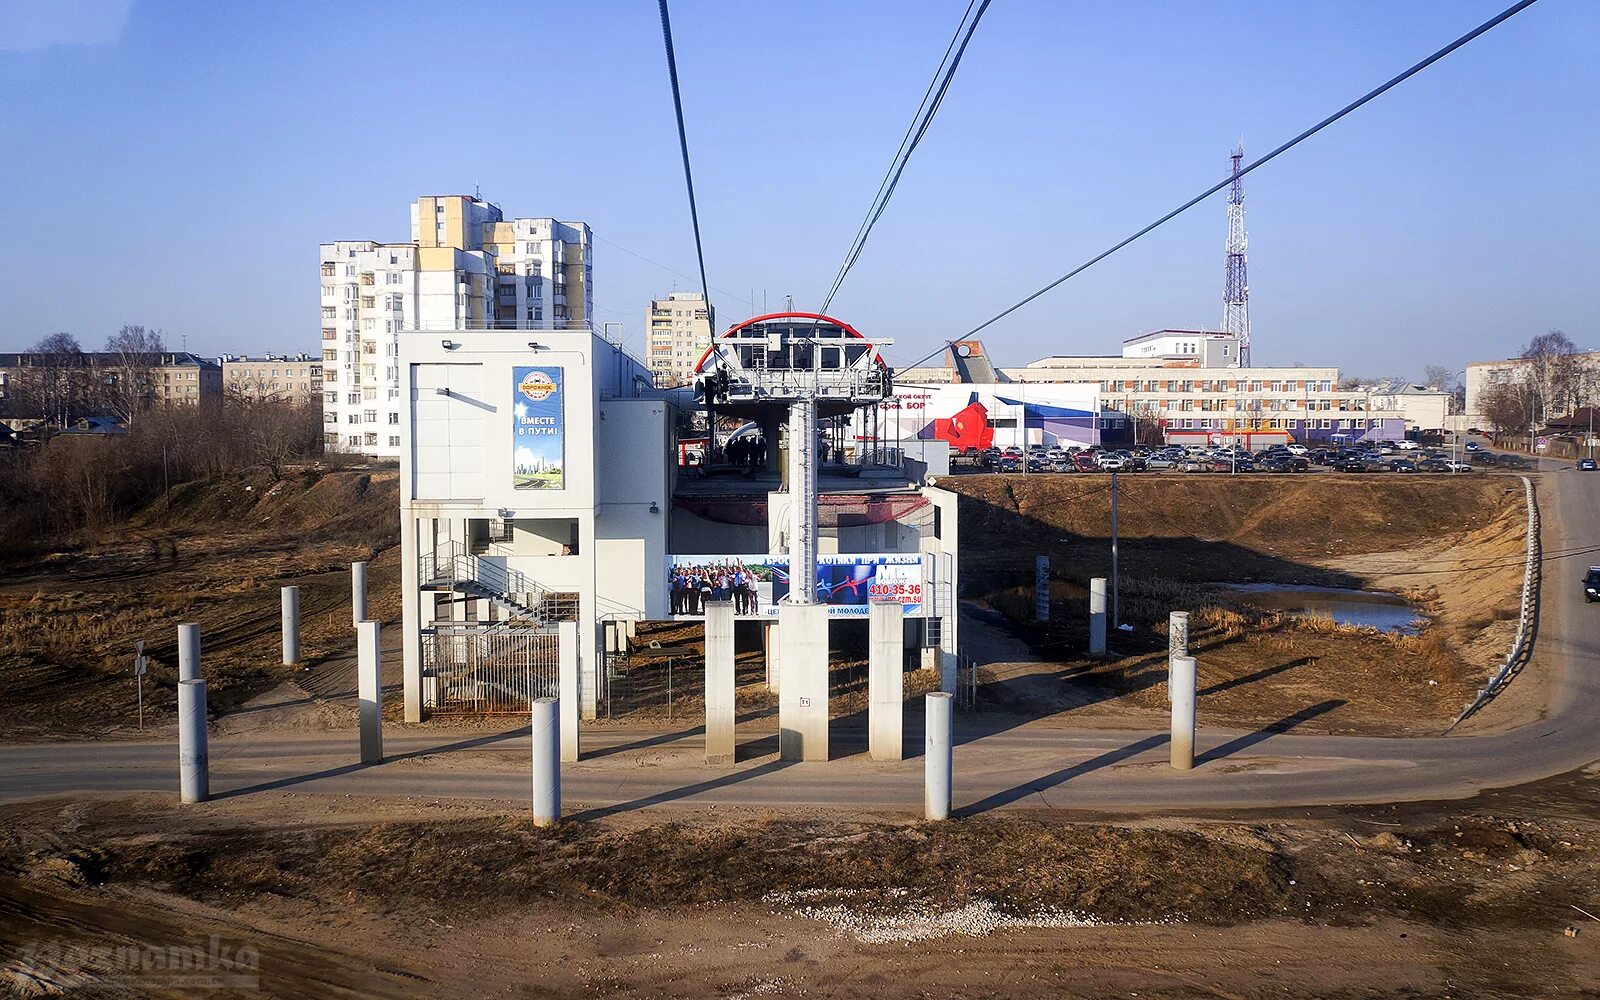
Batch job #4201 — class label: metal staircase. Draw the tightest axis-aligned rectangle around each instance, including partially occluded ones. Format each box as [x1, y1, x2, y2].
[420, 542, 573, 629]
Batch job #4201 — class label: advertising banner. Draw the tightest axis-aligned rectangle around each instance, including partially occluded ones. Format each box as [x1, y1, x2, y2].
[667, 553, 924, 619]
[512, 366, 564, 490]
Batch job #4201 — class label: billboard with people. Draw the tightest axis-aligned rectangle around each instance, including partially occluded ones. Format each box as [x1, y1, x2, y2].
[666, 553, 924, 618]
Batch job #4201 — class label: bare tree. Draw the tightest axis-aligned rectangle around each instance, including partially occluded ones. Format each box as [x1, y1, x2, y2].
[1521, 329, 1580, 426]
[101, 325, 167, 427]
[1480, 380, 1539, 437]
[1421, 365, 1454, 390]
[9, 333, 86, 426]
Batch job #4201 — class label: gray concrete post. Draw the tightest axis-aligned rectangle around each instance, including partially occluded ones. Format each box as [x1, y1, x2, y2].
[177, 622, 201, 682]
[531, 696, 560, 826]
[178, 678, 209, 803]
[352, 561, 369, 626]
[1170, 654, 1197, 770]
[1168, 610, 1190, 696]
[763, 621, 781, 694]
[868, 601, 904, 761]
[557, 620, 579, 763]
[704, 600, 736, 765]
[778, 602, 830, 761]
[357, 620, 383, 764]
[1088, 577, 1107, 656]
[924, 691, 953, 820]
[280, 586, 300, 666]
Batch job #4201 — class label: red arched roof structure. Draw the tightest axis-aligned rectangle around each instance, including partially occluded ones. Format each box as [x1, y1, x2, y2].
[691, 311, 885, 375]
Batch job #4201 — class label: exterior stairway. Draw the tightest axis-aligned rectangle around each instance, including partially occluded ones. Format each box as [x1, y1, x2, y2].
[420, 542, 569, 629]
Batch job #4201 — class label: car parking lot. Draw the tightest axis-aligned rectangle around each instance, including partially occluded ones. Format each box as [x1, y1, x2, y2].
[952, 440, 1535, 476]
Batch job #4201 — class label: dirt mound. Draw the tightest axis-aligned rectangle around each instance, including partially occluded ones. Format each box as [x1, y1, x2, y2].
[135, 468, 398, 550]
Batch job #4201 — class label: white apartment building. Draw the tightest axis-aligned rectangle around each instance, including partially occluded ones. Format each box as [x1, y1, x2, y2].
[221, 355, 323, 403]
[1465, 351, 1600, 427]
[320, 194, 593, 456]
[644, 291, 712, 387]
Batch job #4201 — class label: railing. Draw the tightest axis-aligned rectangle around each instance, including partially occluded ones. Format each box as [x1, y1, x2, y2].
[1451, 475, 1539, 728]
[420, 541, 577, 627]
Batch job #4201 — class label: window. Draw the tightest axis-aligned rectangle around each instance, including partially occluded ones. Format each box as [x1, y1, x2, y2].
[347, 435, 360, 446]
[364, 409, 377, 423]
[388, 412, 399, 425]
[364, 432, 378, 446]
[322, 307, 336, 319]
[347, 392, 361, 405]
[389, 435, 400, 447]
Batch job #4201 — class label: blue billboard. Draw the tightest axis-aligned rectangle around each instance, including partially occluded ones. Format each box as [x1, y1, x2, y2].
[666, 553, 924, 618]
[512, 366, 564, 490]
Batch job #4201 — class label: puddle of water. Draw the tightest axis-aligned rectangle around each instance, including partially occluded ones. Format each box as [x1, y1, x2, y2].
[1225, 584, 1427, 635]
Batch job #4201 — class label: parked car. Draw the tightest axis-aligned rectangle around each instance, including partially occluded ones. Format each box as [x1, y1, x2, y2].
[1073, 453, 1099, 472]
[1396, 440, 1420, 451]
[1465, 441, 1481, 452]
[1050, 458, 1076, 473]
[1585, 567, 1600, 603]
[1027, 457, 1049, 473]
[1146, 454, 1181, 470]
[1262, 456, 1294, 473]
[1097, 455, 1127, 471]
[1285, 443, 1308, 456]
[1444, 461, 1474, 473]
[1581, 458, 1598, 472]
[1419, 458, 1451, 472]
[998, 456, 1022, 472]
[1391, 459, 1418, 473]
[1003, 445, 1023, 457]
[1338, 455, 1368, 473]
[1180, 458, 1212, 473]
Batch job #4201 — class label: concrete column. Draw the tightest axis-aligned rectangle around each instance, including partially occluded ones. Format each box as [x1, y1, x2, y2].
[352, 560, 369, 625]
[763, 621, 780, 693]
[558, 620, 580, 763]
[1170, 654, 1196, 770]
[280, 586, 300, 666]
[531, 696, 560, 827]
[777, 601, 829, 761]
[1088, 577, 1107, 656]
[177, 623, 201, 682]
[402, 517, 423, 722]
[924, 691, 953, 820]
[704, 600, 736, 764]
[1034, 555, 1050, 622]
[357, 620, 383, 764]
[868, 601, 904, 761]
[1168, 610, 1190, 695]
[178, 678, 209, 803]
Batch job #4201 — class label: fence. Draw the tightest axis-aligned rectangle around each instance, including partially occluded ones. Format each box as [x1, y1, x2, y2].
[424, 625, 559, 715]
[1451, 475, 1540, 728]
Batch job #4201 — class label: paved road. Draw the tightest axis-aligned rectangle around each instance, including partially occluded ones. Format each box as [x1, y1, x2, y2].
[1, 462, 1595, 816]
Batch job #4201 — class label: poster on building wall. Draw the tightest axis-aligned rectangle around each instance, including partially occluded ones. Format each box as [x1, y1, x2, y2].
[666, 553, 924, 619]
[513, 366, 565, 490]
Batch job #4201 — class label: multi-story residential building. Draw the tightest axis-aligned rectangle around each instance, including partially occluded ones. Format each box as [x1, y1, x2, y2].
[221, 355, 324, 403]
[0, 350, 220, 421]
[1361, 379, 1453, 433]
[1465, 351, 1600, 427]
[644, 291, 712, 387]
[321, 194, 593, 456]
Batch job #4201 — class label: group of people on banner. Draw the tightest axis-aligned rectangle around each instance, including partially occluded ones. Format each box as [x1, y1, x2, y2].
[669, 560, 766, 616]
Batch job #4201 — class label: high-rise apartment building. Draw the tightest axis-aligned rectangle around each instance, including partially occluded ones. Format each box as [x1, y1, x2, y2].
[320, 194, 593, 455]
[644, 291, 712, 387]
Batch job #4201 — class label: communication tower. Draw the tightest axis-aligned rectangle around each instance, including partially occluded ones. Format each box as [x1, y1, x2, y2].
[1223, 141, 1251, 368]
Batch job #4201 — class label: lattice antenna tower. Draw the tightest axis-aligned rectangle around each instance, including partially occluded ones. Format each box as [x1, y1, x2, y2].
[1222, 140, 1251, 368]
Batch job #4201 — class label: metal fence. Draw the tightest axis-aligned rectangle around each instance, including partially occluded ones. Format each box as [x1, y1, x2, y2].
[1452, 475, 1540, 728]
[424, 625, 559, 715]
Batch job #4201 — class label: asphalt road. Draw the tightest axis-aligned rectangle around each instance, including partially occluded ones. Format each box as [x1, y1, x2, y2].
[1, 461, 1595, 817]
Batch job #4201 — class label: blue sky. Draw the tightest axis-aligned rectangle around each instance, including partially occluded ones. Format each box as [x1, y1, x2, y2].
[2, 0, 1594, 376]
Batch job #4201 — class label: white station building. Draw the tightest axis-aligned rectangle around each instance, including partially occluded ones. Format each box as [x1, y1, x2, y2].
[397, 314, 961, 761]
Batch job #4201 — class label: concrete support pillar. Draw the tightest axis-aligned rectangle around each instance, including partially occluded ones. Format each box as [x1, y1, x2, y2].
[1170, 654, 1196, 771]
[531, 696, 560, 827]
[1088, 577, 1107, 656]
[704, 600, 736, 764]
[868, 601, 904, 761]
[178, 679, 209, 803]
[1035, 555, 1050, 622]
[558, 621, 580, 762]
[357, 620, 383, 764]
[924, 691, 953, 820]
[762, 621, 780, 693]
[177, 623, 201, 682]
[777, 601, 829, 762]
[402, 518, 423, 723]
[352, 561, 369, 625]
[1168, 610, 1190, 695]
[280, 586, 300, 666]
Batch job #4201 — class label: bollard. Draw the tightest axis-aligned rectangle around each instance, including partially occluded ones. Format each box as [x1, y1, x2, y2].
[1167, 610, 1189, 697]
[281, 586, 300, 666]
[531, 696, 560, 827]
[1170, 654, 1196, 770]
[1088, 577, 1107, 656]
[357, 620, 383, 763]
[178, 678, 209, 802]
[925, 692, 953, 820]
[352, 561, 369, 626]
[177, 622, 202, 682]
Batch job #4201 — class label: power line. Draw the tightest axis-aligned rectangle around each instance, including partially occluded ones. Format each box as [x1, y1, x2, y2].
[906, 0, 1539, 371]
[656, 0, 716, 332]
[819, 0, 993, 316]
[591, 234, 758, 311]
